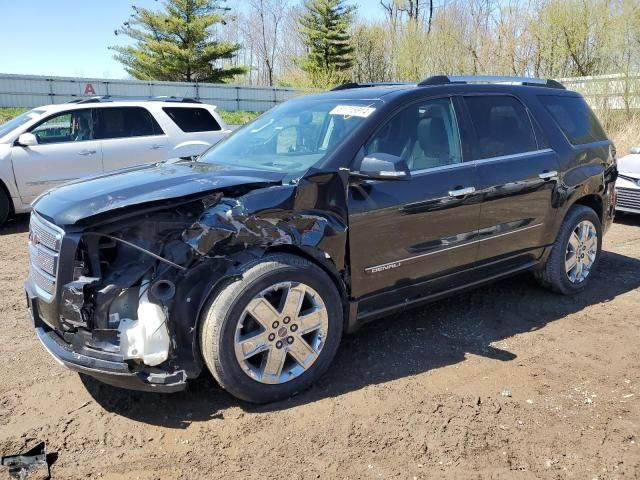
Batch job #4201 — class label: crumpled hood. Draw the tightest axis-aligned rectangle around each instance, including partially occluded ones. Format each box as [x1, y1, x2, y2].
[33, 160, 286, 226]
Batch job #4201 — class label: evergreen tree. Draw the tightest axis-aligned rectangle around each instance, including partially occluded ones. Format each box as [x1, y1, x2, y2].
[112, 0, 245, 83]
[299, 0, 356, 87]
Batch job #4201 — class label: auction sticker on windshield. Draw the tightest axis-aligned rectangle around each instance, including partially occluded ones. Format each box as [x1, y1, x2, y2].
[329, 105, 376, 118]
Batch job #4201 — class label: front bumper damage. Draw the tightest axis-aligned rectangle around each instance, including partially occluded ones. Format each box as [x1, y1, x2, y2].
[27, 281, 187, 392]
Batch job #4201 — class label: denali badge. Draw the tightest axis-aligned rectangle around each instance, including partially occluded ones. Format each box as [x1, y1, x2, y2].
[367, 262, 402, 274]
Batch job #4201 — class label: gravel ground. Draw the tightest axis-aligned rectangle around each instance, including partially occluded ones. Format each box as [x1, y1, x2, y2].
[0, 213, 639, 479]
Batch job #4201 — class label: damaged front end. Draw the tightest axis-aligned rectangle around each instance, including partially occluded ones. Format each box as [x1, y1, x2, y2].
[26, 168, 350, 392]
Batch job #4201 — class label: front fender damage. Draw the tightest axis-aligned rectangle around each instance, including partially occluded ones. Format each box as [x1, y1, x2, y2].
[63, 169, 350, 382]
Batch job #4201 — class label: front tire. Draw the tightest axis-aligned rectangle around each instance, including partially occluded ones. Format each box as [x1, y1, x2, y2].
[535, 205, 602, 295]
[199, 254, 343, 403]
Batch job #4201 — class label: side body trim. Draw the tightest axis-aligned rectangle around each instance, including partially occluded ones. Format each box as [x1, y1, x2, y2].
[365, 223, 543, 273]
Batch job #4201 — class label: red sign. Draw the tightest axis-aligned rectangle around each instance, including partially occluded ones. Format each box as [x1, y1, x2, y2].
[84, 83, 96, 95]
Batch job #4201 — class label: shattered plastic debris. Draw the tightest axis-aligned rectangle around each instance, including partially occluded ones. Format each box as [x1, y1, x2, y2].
[183, 196, 346, 259]
[1, 442, 56, 479]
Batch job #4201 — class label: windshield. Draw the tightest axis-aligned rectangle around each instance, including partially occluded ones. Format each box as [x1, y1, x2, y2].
[199, 99, 380, 173]
[0, 109, 44, 141]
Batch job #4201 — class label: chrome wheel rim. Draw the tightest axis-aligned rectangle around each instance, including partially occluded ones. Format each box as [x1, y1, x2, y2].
[234, 282, 329, 385]
[565, 220, 598, 284]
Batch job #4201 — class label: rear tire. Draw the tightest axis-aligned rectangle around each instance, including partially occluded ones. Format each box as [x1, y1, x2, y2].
[535, 205, 602, 295]
[0, 189, 10, 226]
[199, 254, 343, 403]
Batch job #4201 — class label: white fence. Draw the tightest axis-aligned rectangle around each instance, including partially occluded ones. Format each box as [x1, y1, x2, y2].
[0, 73, 309, 111]
[1, 72, 639, 112]
[560, 74, 640, 111]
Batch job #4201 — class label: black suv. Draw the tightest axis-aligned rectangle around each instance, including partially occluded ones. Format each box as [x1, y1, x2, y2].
[25, 76, 617, 403]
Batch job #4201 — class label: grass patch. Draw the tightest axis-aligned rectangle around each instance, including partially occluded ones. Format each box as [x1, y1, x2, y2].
[598, 109, 640, 156]
[0, 107, 27, 124]
[218, 110, 260, 125]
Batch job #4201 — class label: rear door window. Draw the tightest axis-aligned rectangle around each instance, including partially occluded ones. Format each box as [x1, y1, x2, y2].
[95, 107, 164, 140]
[538, 95, 607, 145]
[163, 107, 221, 132]
[463, 95, 537, 159]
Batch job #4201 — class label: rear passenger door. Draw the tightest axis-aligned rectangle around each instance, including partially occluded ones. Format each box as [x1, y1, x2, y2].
[462, 94, 560, 265]
[96, 107, 169, 171]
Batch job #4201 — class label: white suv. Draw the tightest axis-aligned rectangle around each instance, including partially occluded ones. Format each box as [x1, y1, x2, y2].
[0, 97, 232, 224]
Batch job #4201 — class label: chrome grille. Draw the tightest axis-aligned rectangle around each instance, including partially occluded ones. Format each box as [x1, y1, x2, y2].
[616, 187, 640, 212]
[28, 213, 63, 298]
[29, 215, 60, 251]
[29, 264, 56, 293]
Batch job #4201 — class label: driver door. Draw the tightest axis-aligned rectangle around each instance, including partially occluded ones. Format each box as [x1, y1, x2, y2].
[348, 97, 482, 306]
[11, 108, 103, 204]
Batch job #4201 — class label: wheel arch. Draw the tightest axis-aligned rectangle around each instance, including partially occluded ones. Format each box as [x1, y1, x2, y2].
[571, 193, 603, 223]
[0, 177, 15, 217]
[264, 244, 349, 309]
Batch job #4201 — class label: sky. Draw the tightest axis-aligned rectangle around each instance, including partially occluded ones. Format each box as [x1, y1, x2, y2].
[0, 0, 384, 79]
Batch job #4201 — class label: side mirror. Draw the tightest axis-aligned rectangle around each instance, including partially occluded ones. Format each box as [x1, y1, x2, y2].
[630, 146, 640, 155]
[16, 133, 38, 147]
[351, 153, 411, 181]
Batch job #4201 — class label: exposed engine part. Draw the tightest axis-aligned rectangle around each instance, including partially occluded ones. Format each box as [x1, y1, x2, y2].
[84, 231, 187, 271]
[150, 280, 176, 302]
[118, 279, 171, 366]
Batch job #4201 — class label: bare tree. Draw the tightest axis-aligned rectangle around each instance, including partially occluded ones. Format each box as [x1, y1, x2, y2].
[241, 0, 290, 86]
[381, 0, 433, 29]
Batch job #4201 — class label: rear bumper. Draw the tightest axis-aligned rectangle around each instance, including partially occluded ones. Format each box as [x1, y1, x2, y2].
[26, 281, 187, 393]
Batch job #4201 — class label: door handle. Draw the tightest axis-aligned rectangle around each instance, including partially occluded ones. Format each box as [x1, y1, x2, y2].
[78, 149, 97, 156]
[538, 170, 558, 180]
[150, 144, 164, 150]
[448, 186, 476, 197]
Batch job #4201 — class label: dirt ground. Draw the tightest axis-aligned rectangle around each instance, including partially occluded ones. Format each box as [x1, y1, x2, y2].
[0, 214, 639, 480]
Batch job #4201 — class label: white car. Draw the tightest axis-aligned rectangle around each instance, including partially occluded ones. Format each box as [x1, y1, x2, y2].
[616, 146, 640, 214]
[0, 97, 232, 224]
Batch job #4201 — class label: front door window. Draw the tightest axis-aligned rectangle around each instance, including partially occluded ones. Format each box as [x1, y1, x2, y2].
[31, 109, 94, 144]
[364, 97, 462, 171]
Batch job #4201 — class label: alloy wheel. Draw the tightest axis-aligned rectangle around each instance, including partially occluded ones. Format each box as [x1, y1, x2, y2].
[233, 282, 329, 385]
[565, 220, 598, 284]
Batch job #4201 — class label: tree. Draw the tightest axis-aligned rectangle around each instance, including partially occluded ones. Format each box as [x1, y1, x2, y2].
[243, 0, 289, 86]
[350, 23, 392, 82]
[299, 0, 356, 87]
[380, 1, 434, 31]
[112, 0, 246, 83]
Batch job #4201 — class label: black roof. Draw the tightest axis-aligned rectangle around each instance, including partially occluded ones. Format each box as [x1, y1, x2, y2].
[300, 75, 573, 103]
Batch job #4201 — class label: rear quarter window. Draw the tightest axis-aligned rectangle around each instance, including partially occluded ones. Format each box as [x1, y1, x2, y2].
[538, 95, 607, 145]
[163, 107, 221, 133]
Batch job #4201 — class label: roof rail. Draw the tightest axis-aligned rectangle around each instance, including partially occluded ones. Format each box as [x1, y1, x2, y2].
[67, 95, 202, 104]
[331, 81, 412, 91]
[417, 75, 565, 89]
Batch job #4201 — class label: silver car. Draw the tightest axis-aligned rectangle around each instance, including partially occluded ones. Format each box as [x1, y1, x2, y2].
[616, 146, 640, 214]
